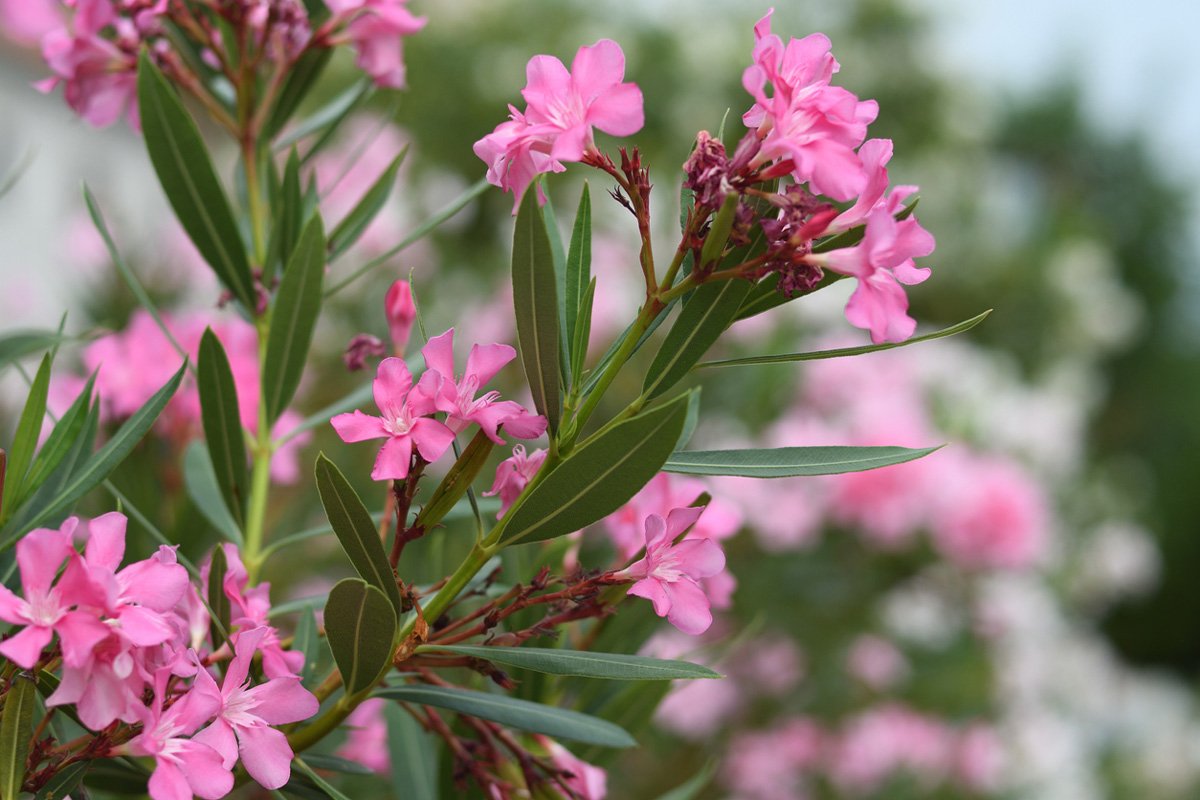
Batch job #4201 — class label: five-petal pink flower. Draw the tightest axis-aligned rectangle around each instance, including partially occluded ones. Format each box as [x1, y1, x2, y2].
[331, 357, 456, 480]
[474, 39, 644, 212]
[617, 507, 727, 636]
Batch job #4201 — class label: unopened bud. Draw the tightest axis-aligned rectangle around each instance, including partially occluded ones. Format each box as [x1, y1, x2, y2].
[385, 279, 417, 354]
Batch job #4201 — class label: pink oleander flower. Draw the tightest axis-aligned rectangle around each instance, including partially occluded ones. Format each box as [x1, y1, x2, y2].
[483, 444, 547, 517]
[0, 0, 60, 45]
[39, 26, 138, 128]
[826, 138, 918, 234]
[47, 632, 150, 729]
[210, 545, 303, 679]
[126, 666, 232, 800]
[421, 328, 547, 443]
[385, 279, 417, 354]
[193, 627, 319, 790]
[722, 719, 823, 800]
[617, 507, 727, 636]
[474, 39, 644, 212]
[847, 634, 909, 690]
[331, 357, 455, 480]
[742, 10, 878, 201]
[327, 0, 426, 88]
[536, 736, 607, 799]
[337, 698, 391, 773]
[0, 519, 107, 669]
[61, 512, 189, 651]
[809, 204, 935, 343]
[828, 705, 954, 793]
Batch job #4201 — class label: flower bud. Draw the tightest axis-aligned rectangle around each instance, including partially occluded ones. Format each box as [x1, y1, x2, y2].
[385, 279, 416, 354]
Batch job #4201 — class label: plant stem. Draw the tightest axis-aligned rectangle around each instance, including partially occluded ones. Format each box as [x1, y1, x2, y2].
[243, 321, 273, 583]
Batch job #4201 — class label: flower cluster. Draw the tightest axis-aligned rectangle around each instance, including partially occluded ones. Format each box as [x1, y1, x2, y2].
[7, 0, 424, 129]
[0, 515, 317, 798]
[333, 328, 546, 481]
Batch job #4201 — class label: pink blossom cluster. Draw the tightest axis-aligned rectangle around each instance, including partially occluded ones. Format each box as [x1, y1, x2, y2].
[333, 327, 546, 481]
[716, 344, 1050, 571]
[3, 0, 424, 129]
[721, 708, 1001, 799]
[474, 39, 645, 212]
[54, 309, 310, 483]
[0, 516, 318, 798]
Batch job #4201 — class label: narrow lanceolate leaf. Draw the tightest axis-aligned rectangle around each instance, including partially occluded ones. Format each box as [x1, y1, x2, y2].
[182, 442, 242, 543]
[0, 362, 186, 549]
[292, 756, 355, 800]
[265, 148, 304, 282]
[642, 278, 753, 401]
[570, 277, 597, 388]
[412, 430, 493, 531]
[654, 762, 717, 800]
[263, 46, 333, 139]
[33, 760, 88, 800]
[2, 355, 51, 516]
[275, 77, 373, 151]
[501, 393, 691, 545]
[22, 374, 95, 504]
[564, 184, 592, 376]
[293, 607, 322, 685]
[377, 685, 636, 748]
[698, 310, 994, 368]
[697, 192, 740, 269]
[511, 190, 562, 433]
[328, 148, 407, 260]
[0, 673, 35, 800]
[137, 53, 255, 309]
[324, 578, 396, 695]
[418, 646, 721, 681]
[384, 702, 440, 800]
[314, 455, 401, 612]
[0, 330, 64, 373]
[664, 445, 942, 478]
[263, 215, 326, 423]
[198, 330, 249, 526]
[207, 544, 232, 653]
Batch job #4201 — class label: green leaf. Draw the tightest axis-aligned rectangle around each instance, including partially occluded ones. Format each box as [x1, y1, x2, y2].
[198, 329, 249, 526]
[208, 544, 232, 653]
[698, 310, 994, 368]
[292, 756, 355, 800]
[299, 754, 374, 776]
[183, 441, 243, 543]
[293, 606, 322, 685]
[264, 47, 333, 139]
[511, 189, 562, 433]
[570, 276, 597, 389]
[377, 685, 635, 748]
[664, 445, 942, 478]
[564, 185, 592, 375]
[314, 455, 402, 612]
[501, 393, 691, 545]
[0, 330, 65, 373]
[642, 278, 753, 401]
[577, 680, 670, 765]
[324, 578, 396, 695]
[2, 354, 51, 516]
[418, 646, 721, 680]
[0, 362, 186, 548]
[34, 760, 88, 800]
[0, 674, 35, 800]
[328, 148, 407, 260]
[676, 390, 701, 450]
[136, 53, 255, 309]
[20, 373, 95, 506]
[263, 215, 326, 423]
[384, 701, 439, 800]
[697, 192, 739, 269]
[275, 78, 373, 152]
[265, 149, 304, 283]
[412, 430, 493, 532]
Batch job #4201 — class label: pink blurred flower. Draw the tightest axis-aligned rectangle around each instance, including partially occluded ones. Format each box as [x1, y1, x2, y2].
[338, 698, 390, 773]
[420, 328, 547, 443]
[742, 10, 877, 201]
[846, 635, 909, 691]
[328, 0, 426, 88]
[733, 635, 805, 697]
[331, 357, 455, 480]
[0, 0, 61, 45]
[483, 444, 546, 517]
[722, 719, 823, 800]
[538, 737, 607, 799]
[474, 39, 644, 212]
[193, 627, 319, 790]
[618, 507, 727, 636]
[954, 723, 1004, 791]
[828, 705, 953, 793]
[602, 473, 742, 561]
[930, 454, 1049, 570]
